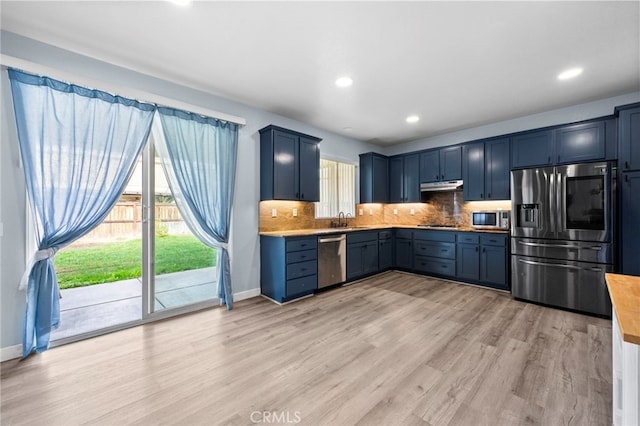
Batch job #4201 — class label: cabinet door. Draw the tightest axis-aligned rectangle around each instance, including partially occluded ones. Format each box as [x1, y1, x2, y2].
[378, 238, 393, 271]
[372, 155, 389, 203]
[619, 107, 640, 171]
[463, 142, 485, 201]
[394, 238, 413, 270]
[346, 243, 365, 280]
[456, 243, 479, 280]
[403, 153, 421, 202]
[389, 157, 404, 203]
[359, 153, 374, 203]
[621, 172, 640, 276]
[298, 137, 320, 202]
[440, 146, 462, 181]
[511, 130, 554, 168]
[420, 150, 440, 183]
[480, 244, 507, 288]
[485, 138, 510, 200]
[363, 242, 379, 275]
[556, 121, 605, 164]
[272, 130, 299, 200]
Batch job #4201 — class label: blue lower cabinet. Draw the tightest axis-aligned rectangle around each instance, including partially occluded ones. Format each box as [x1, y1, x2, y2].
[261, 235, 318, 303]
[378, 233, 393, 271]
[394, 229, 413, 270]
[479, 234, 508, 290]
[456, 243, 480, 281]
[414, 256, 455, 276]
[346, 231, 379, 281]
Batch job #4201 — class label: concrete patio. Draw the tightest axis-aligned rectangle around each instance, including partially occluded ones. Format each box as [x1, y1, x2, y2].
[51, 267, 217, 341]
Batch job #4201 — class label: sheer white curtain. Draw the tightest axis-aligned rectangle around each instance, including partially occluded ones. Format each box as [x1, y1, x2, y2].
[316, 159, 355, 218]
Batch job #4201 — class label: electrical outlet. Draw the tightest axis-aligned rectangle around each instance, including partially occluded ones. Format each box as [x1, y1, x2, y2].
[393, 208, 398, 215]
[410, 208, 415, 215]
[359, 209, 363, 216]
[271, 208, 277, 218]
[292, 208, 297, 217]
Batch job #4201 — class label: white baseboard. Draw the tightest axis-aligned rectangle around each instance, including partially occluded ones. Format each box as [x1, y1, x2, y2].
[1, 344, 22, 362]
[233, 288, 261, 302]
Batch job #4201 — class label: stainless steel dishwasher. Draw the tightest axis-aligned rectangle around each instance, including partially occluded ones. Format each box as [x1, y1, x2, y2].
[317, 234, 346, 288]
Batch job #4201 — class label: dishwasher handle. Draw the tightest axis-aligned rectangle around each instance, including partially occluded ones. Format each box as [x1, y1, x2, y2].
[318, 235, 346, 243]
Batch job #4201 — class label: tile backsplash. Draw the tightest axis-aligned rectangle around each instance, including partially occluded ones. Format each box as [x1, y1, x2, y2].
[259, 192, 511, 232]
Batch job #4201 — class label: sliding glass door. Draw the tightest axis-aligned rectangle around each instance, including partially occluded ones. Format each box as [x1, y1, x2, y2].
[142, 139, 218, 319]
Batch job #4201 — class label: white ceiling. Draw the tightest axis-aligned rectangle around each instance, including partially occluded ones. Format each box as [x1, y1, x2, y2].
[1, 1, 639, 145]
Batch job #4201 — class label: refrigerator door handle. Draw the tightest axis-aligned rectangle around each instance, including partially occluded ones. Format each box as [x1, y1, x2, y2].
[517, 258, 605, 273]
[517, 241, 581, 249]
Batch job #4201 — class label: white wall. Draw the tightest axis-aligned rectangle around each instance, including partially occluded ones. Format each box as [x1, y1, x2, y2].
[0, 31, 378, 351]
[383, 91, 640, 156]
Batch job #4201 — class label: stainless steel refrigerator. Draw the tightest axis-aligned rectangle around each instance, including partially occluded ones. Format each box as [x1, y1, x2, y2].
[511, 162, 615, 316]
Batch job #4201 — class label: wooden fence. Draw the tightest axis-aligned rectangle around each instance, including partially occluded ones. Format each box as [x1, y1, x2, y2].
[80, 202, 186, 242]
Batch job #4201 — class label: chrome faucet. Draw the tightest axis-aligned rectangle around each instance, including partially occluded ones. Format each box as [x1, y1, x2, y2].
[338, 211, 345, 227]
[345, 213, 353, 227]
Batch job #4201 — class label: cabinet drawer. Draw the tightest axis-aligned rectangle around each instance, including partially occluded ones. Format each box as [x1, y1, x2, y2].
[347, 231, 378, 244]
[395, 228, 413, 239]
[414, 241, 455, 259]
[480, 234, 507, 247]
[414, 256, 455, 276]
[414, 230, 456, 242]
[286, 249, 317, 264]
[286, 275, 317, 297]
[286, 238, 316, 252]
[457, 233, 479, 244]
[286, 260, 317, 279]
[378, 230, 392, 240]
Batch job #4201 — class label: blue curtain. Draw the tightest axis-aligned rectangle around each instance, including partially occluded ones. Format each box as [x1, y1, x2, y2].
[9, 69, 155, 357]
[153, 107, 238, 309]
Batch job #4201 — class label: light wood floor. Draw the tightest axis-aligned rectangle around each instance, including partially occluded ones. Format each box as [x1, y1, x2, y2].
[1, 271, 612, 426]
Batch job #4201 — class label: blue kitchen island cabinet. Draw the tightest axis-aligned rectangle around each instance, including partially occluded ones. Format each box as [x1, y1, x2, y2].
[259, 125, 321, 202]
[346, 231, 379, 281]
[261, 235, 318, 303]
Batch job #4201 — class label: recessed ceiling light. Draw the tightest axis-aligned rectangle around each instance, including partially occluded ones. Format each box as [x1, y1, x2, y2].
[406, 115, 420, 124]
[343, 127, 353, 131]
[335, 77, 353, 88]
[167, 0, 191, 6]
[557, 67, 583, 80]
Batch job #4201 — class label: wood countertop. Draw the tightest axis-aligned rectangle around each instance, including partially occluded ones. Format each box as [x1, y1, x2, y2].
[606, 273, 640, 345]
[260, 226, 510, 237]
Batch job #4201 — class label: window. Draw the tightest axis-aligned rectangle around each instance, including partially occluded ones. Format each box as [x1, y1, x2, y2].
[316, 158, 356, 218]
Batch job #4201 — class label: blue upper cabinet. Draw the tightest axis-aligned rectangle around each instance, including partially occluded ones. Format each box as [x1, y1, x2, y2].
[260, 125, 321, 202]
[463, 138, 510, 201]
[511, 130, 554, 169]
[404, 153, 421, 202]
[420, 146, 462, 183]
[440, 146, 462, 180]
[359, 152, 389, 203]
[484, 138, 510, 200]
[420, 150, 440, 183]
[462, 142, 485, 201]
[618, 104, 640, 171]
[555, 120, 606, 164]
[390, 154, 420, 203]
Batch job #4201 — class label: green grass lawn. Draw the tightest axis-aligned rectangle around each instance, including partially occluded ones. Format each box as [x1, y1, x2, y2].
[54, 235, 217, 289]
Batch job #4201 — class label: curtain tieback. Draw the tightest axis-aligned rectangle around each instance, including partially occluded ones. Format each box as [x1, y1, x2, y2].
[219, 242, 229, 251]
[18, 248, 58, 291]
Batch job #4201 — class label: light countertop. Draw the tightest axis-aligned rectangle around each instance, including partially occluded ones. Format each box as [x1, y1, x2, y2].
[260, 225, 510, 237]
[606, 273, 640, 345]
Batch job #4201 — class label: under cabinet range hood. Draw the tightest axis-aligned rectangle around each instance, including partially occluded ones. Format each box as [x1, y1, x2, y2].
[420, 180, 463, 192]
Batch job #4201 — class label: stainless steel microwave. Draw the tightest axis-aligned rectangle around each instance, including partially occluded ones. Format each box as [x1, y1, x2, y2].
[471, 210, 510, 230]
